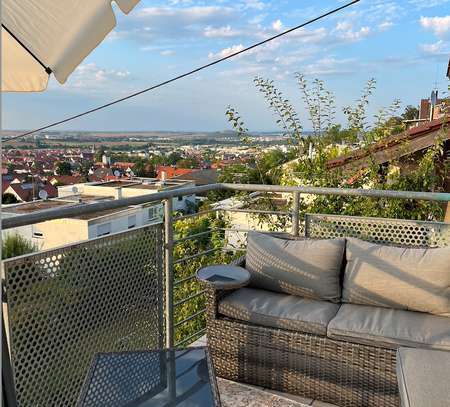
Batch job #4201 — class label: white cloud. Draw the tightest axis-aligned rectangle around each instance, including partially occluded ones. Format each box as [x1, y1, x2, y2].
[241, 0, 266, 11]
[218, 64, 264, 77]
[208, 44, 245, 59]
[420, 15, 450, 38]
[378, 21, 394, 31]
[420, 40, 449, 55]
[168, 0, 194, 5]
[160, 50, 175, 56]
[336, 21, 352, 31]
[249, 14, 266, 25]
[58, 63, 131, 92]
[116, 5, 236, 43]
[204, 25, 241, 38]
[302, 57, 356, 76]
[335, 26, 371, 42]
[136, 6, 233, 21]
[271, 19, 283, 32]
[409, 0, 450, 10]
[288, 27, 328, 44]
[272, 48, 317, 67]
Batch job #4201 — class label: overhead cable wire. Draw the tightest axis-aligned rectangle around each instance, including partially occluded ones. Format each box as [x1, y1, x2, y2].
[4, 0, 360, 142]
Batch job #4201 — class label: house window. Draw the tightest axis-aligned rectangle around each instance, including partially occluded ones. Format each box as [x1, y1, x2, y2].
[148, 207, 158, 221]
[97, 223, 111, 237]
[128, 215, 136, 229]
[33, 232, 44, 238]
[177, 196, 183, 201]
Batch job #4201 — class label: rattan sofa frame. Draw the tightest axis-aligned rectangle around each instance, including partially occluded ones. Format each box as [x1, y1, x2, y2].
[206, 214, 450, 407]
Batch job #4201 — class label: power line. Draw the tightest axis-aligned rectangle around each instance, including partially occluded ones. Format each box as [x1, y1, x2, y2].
[4, 0, 360, 142]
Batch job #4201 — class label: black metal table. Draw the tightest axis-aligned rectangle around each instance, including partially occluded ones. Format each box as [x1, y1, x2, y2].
[78, 347, 221, 406]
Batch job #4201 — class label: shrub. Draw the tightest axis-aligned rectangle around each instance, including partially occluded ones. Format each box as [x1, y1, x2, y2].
[2, 233, 37, 259]
[2, 193, 19, 204]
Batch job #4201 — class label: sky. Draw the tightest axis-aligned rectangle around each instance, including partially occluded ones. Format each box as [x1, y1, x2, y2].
[2, 0, 450, 133]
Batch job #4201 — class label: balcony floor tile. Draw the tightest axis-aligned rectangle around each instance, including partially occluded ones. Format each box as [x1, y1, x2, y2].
[189, 335, 338, 407]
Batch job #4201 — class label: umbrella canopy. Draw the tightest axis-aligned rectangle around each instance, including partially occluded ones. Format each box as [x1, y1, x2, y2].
[1, 0, 140, 92]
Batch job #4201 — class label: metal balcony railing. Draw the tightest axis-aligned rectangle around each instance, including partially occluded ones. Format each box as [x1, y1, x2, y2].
[2, 183, 450, 406]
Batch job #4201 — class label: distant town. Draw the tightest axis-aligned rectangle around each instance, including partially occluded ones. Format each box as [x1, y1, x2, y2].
[1, 129, 292, 202]
[1, 129, 295, 250]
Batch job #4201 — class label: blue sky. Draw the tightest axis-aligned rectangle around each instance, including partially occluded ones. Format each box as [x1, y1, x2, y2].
[2, 0, 450, 133]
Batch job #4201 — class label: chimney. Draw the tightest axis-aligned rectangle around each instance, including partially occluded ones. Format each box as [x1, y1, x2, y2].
[161, 171, 167, 182]
[419, 99, 431, 120]
[115, 187, 122, 200]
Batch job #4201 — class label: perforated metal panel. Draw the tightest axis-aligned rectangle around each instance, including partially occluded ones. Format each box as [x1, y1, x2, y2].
[305, 214, 450, 247]
[3, 223, 164, 407]
[78, 351, 166, 406]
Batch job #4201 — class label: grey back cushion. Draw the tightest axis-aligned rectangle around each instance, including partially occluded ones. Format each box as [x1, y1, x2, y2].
[343, 237, 450, 316]
[246, 232, 345, 302]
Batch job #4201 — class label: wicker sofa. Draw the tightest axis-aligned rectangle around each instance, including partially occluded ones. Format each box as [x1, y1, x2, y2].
[206, 214, 450, 407]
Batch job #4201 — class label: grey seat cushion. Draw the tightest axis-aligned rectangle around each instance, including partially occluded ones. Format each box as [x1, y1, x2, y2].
[246, 232, 345, 302]
[397, 348, 450, 407]
[219, 287, 341, 335]
[343, 237, 450, 316]
[328, 304, 450, 350]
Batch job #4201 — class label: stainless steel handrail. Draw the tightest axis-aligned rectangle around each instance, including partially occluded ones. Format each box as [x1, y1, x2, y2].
[3, 183, 449, 229]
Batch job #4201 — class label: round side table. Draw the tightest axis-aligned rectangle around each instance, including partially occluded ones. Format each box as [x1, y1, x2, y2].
[196, 265, 250, 290]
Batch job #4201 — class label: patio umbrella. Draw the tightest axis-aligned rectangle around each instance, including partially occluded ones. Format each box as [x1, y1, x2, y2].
[1, 0, 140, 92]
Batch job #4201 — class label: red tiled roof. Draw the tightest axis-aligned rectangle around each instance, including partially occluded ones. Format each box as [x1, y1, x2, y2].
[5, 182, 57, 202]
[42, 184, 58, 198]
[211, 159, 245, 169]
[48, 175, 85, 185]
[327, 117, 449, 170]
[2, 180, 11, 194]
[113, 162, 136, 169]
[103, 174, 131, 181]
[156, 166, 197, 180]
[6, 183, 32, 201]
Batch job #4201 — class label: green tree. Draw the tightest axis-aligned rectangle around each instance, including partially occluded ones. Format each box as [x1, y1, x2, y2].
[172, 211, 240, 343]
[55, 161, 72, 176]
[218, 164, 259, 184]
[401, 105, 419, 121]
[167, 152, 182, 166]
[259, 149, 288, 183]
[95, 146, 106, 162]
[2, 193, 18, 204]
[149, 154, 166, 166]
[176, 157, 200, 169]
[79, 161, 92, 177]
[224, 73, 446, 221]
[2, 234, 37, 259]
[132, 159, 155, 177]
[322, 125, 358, 144]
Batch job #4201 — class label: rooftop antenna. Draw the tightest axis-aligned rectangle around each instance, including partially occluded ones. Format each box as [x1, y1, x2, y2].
[430, 89, 438, 121]
[71, 186, 82, 203]
[38, 190, 48, 200]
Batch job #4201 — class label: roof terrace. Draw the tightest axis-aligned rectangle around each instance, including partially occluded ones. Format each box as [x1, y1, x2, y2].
[2, 183, 449, 407]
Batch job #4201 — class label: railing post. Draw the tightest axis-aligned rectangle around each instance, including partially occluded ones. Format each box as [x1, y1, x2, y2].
[2, 301, 18, 407]
[164, 198, 174, 349]
[292, 191, 301, 236]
